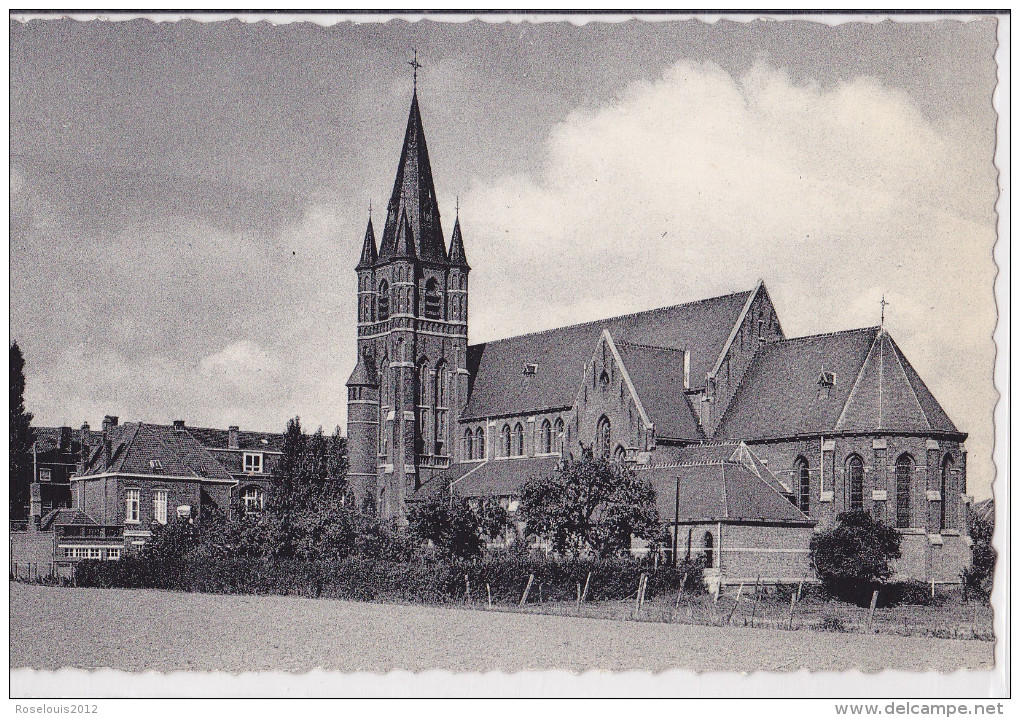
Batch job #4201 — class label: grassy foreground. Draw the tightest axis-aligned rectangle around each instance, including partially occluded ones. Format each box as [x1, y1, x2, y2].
[10, 582, 993, 674]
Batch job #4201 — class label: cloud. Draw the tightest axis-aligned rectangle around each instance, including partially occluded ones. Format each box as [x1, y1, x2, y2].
[461, 60, 997, 496]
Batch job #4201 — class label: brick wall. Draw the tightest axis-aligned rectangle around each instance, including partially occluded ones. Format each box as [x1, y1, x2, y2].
[671, 521, 813, 584]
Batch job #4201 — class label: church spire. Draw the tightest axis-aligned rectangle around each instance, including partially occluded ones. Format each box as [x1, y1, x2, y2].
[392, 207, 417, 259]
[356, 213, 378, 270]
[448, 214, 469, 269]
[377, 89, 448, 264]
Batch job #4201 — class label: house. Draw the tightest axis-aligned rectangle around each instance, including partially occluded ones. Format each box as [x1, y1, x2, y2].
[344, 84, 973, 584]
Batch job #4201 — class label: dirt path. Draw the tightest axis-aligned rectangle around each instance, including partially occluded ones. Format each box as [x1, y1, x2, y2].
[10, 582, 993, 673]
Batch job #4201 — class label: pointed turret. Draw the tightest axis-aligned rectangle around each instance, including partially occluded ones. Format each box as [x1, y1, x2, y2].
[346, 350, 378, 388]
[377, 92, 447, 264]
[393, 208, 417, 259]
[356, 217, 378, 270]
[448, 216, 470, 269]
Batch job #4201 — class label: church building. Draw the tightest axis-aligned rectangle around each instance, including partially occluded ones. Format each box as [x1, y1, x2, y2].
[346, 86, 973, 585]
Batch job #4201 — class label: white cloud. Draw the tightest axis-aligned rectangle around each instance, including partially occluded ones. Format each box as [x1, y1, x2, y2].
[461, 60, 997, 497]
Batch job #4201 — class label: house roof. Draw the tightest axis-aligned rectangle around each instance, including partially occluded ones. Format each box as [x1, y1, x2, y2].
[187, 426, 286, 453]
[715, 327, 962, 441]
[39, 508, 97, 531]
[377, 92, 448, 265]
[615, 341, 703, 440]
[79, 423, 234, 481]
[33, 426, 99, 454]
[462, 289, 753, 420]
[638, 457, 813, 525]
[673, 442, 792, 495]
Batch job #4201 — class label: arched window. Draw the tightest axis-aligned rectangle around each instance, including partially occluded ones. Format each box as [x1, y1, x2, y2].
[940, 455, 954, 531]
[434, 361, 448, 456]
[553, 418, 564, 455]
[377, 280, 390, 321]
[513, 423, 524, 457]
[416, 358, 430, 456]
[241, 486, 264, 515]
[846, 455, 864, 512]
[596, 416, 611, 459]
[475, 427, 485, 460]
[614, 444, 627, 462]
[540, 420, 552, 454]
[896, 453, 914, 529]
[501, 425, 512, 458]
[795, 457, 810, 514]
[703, 531, 714, 569]
[424, 278, 442, 319]
[464, 428, 474, 460]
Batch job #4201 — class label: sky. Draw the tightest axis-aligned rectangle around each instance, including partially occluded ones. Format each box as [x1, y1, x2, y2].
[10, 15, 1000, 498]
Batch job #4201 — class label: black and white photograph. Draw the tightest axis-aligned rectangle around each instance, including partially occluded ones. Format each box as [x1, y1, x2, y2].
[7, 10, 1008, 705]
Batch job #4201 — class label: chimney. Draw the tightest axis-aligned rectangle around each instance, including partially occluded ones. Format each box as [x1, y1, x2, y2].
[77, 422, 90, 474]
[173, 419, 186, 432]
[29, 483, 42, 531]
[58, 426, 72, 451]
[228, 425, 240, 450]
[102, 415, 118, 432]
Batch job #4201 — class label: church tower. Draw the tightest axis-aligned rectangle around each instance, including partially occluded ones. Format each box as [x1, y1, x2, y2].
[346, 85, 470, 522]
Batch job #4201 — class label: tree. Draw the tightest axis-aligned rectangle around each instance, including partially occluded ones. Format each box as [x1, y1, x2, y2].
[518, 457, 661, 557]
[809, 510, 902, 603]
[963, 508, 995, 599]
[408, 490, 482, 559]
[10, 341, 34, 520]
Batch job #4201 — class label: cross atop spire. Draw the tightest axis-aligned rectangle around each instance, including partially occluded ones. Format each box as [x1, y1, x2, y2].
[880, 294, 889, 330]
[408, 48, 422, 91]
[455, 195, 459, 218]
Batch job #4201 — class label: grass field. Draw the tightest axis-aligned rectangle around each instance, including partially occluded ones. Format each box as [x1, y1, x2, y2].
[10, 582, 993, 673]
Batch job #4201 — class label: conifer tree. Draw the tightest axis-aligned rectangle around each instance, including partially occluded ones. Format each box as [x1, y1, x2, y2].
[9, 341, 34, 520]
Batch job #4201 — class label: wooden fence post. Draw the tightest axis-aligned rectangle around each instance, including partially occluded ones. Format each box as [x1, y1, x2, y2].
[519, 574, 535, 607]
[581, 572, 592, 602]
[866, 590, 879, 632]
[726, 582, 744, 625]
[634, 573, 648, 618]
[464, 574, 471, 603]
[486, 583, 492, 610]
[749, 575, 762, 628]
[576, 582, 582, 612]
[675, 572, 688, 610]
[787, 591, 797, 630]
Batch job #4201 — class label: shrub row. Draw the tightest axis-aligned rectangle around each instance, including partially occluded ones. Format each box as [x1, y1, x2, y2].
[72, 555, 705, 604]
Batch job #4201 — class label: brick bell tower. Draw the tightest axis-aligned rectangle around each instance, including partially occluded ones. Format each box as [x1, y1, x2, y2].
[346, 83, 470, 522]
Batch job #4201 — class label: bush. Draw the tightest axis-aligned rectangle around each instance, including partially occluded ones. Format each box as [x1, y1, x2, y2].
[810, 510, 901, 605]
[963, 509, 995, 600]
[73, 554, 705, 605]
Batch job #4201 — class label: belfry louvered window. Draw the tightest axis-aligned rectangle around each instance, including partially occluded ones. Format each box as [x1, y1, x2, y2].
[424, 278, 442, 319]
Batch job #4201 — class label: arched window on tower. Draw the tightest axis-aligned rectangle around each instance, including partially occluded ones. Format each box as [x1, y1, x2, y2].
[596, 416, 611, 459]
[540, 419, 552, 454]
[464, 428, 474, 460]
[553, 418, 564, 455]
[378, 280, 390, 321]
[846, 454, 864, 512]
[475, 427, 485, 460]
[416, 358, 430, 456]
[512, 423, 524, 457]
[896, 453, 914, 529]
[940, 455, 954, 531]
[795, 456, 810, 514]
[434, 361, 448, 456]
[424, 278, 442, 319]
[501, 425, 511, 458]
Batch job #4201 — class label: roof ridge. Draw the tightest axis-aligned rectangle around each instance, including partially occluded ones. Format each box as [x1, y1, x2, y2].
[777, 326, 881, 345]
[469, 289, 755, 348]
[615, 340, 687, 353]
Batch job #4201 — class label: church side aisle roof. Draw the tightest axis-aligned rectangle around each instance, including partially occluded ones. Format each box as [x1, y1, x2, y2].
[714, 327, 962, 440]
[463, 289, 753, 420]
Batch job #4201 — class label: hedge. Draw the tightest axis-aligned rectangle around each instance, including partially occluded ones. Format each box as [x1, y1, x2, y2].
[72, 555, 705, 604]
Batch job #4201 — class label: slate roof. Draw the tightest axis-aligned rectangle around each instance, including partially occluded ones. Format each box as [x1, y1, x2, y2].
[674, 442, 792, 496]
[413, 456, 563, 501]
[39, 508, 97, 531]
[187, 426, 286, 453]
[615, 341, 703, 440]
[715, 327, 962, 441]
[377, 92, 448, 265]
[78, 423, 234, 482]
[637, 456, 813, 525]
[448, 216, 469, 269]
[463, 289, 753, 420]
[356, 217, 378, 270]
[33, 427, 99, 454]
